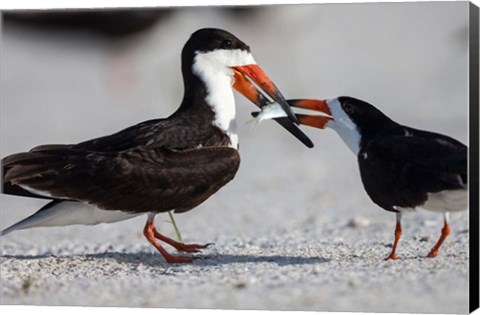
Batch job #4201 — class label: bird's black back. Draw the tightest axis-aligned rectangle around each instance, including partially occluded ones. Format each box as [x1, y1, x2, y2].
[358, 123, 467, 212]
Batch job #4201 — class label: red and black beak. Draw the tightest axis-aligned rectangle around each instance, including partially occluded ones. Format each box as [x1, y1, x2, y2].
[231, 64, 298, 123]
[286, 99, 333, 129]
[230, 65, 314, 148]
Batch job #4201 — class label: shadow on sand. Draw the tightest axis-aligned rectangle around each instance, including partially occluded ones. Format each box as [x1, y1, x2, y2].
[2, 251, 330, 268]
[86, 252, 331, 267]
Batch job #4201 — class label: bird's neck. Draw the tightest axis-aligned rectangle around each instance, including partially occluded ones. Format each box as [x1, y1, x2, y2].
[330, 124, 361, 156]
[177, 68, 238, 149]
[325, 99, 361, 155]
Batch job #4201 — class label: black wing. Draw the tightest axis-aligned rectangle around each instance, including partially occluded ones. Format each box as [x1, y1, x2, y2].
[3, 145, 240, 213]
[358, 131, 467, 212]
[72, 116, 226, 152]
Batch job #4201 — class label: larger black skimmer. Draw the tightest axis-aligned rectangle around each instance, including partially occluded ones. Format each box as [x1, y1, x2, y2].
[253, 96, 468, 260]
[1, 28, 312, 263]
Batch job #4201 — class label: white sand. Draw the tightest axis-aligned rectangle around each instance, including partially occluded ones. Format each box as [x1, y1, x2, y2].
[0, 3, 471, 313]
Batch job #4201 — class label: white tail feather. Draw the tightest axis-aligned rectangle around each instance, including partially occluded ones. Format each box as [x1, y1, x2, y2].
[1, 201, 142, 236]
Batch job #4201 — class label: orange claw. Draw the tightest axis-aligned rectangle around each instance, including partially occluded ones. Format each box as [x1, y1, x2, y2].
[153, 229, 212, 253]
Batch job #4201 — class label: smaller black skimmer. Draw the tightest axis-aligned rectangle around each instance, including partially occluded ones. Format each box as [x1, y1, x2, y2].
[1, 28, 312, 263]
[253, 96, 468, 260]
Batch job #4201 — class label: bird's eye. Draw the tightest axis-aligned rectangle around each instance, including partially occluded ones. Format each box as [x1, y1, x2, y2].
[342, 103, 356, 115]
[221, 39, 233, 49]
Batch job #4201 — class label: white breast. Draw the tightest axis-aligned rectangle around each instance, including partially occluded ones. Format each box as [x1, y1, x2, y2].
[192, 49, 256, 149]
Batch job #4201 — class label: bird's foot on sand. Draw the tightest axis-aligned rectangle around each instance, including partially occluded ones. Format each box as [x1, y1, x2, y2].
[426, 249, 439, 258]
[172, 242, 214, 253]
[384, 253, 399, 260]
[153, 230, 213, 253]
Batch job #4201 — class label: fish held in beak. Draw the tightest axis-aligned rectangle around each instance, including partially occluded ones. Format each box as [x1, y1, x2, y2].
[230, 64, 298, 124]
[231, 67, 314, 148]
[251, 99, 333, 129]
[249, 103, 288, 126]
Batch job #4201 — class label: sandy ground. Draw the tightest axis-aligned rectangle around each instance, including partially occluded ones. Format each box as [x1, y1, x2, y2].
[0, 3, 473, 313]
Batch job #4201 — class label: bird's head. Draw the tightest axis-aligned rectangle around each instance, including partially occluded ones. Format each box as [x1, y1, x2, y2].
[182, 28, 298, 123]
[250, 96, 394, 154]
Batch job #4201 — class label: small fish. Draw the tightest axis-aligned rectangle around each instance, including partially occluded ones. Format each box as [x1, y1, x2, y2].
[248, 103, 288, 125]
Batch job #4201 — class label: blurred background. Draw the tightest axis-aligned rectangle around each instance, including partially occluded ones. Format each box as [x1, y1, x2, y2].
[0, 2, 471, 312]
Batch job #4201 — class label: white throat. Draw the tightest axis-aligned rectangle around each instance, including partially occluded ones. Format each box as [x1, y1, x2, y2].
[325, 98, 361, 155]
[192, 49, 256, 149]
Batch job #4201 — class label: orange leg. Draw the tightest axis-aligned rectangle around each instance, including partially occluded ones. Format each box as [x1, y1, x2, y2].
[385, 213, 402, 260]
[427, 213, 451, 258]
[143, 215, 193, 263]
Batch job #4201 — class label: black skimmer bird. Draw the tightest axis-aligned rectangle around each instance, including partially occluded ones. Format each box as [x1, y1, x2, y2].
[252, 96, 468, 260]
[1, 28, 312, 263]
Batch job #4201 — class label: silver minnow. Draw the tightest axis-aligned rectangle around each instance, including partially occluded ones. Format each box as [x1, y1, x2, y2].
[248, 103, 288, 125]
